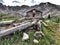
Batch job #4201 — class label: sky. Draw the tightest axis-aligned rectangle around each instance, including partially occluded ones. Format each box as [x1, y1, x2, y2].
[0, 0, 60, 6]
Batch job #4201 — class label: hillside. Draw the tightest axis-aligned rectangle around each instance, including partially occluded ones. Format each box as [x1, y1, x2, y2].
[0, 2, 60, 45]
[0, 2, 60, 16]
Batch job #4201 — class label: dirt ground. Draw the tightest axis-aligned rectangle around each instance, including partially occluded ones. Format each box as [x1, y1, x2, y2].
[54, 23, 60, 45]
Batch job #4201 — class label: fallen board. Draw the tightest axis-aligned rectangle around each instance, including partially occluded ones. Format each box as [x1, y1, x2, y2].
[0, 20, 14, 25]
[0, 21, 36, 37]
[0, 17, 25, 25]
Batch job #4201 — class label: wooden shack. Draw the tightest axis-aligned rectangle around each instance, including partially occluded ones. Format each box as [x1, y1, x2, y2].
[26, 9, 43, 19]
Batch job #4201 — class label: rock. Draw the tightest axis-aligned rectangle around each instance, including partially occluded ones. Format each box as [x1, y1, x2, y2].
[33, 39, 39, 43]
[22, 33, 29, 41]
[34, 31, 44, 37]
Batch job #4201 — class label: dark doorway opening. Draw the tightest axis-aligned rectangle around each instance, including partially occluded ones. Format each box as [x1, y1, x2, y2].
[33, 13, 35, 17]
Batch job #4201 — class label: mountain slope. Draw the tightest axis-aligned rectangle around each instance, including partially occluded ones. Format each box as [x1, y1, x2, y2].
[0, 2, 60, 16]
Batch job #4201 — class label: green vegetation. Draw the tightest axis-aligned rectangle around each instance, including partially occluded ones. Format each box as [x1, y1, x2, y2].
[0, 16, 59, 45]
[0, 14, 21, 21]
[51, 16, 60, 23]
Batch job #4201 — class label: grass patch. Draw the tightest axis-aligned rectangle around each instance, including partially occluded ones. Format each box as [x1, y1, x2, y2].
[0, 14, 21, 21]
[0, 17, 59, 45]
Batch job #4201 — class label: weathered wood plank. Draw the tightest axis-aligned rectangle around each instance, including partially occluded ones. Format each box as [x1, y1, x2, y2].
[0, 21, 36, 37]
[0, 17, 25, 25]
[0, 20, 14, 25]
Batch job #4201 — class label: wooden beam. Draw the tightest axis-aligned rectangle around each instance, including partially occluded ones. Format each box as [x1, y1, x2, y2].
[0, 17, 25, 25]
[0, 20, 14, 25]
[0, 21, 36, 37]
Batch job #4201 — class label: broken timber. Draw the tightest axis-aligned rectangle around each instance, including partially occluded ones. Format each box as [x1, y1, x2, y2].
[0, 17, 25, 25]
[0, 21, 36, 37]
